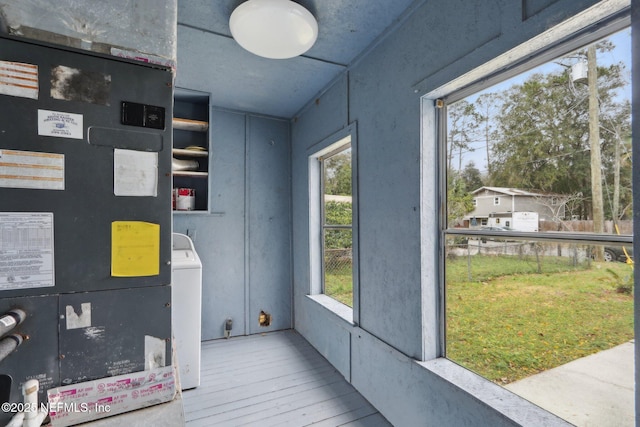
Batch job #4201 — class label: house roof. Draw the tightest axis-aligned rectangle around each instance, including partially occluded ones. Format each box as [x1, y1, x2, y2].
[471, 186, 546, 197]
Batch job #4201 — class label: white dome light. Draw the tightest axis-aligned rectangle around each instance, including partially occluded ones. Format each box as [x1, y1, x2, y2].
[229, 0, 318, 59]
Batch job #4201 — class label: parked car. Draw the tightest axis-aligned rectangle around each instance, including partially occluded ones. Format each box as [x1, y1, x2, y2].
[602, 246, 633, 263]
[479, 226, 512, 231]
[475, 226, 513, 243]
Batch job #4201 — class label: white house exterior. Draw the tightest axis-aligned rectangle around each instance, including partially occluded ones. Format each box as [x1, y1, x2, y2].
[486, 211, 539, 231]
[466, 187, 564, 227]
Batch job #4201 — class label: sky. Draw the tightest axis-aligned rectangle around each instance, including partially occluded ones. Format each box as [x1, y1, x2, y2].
[452, 27, 632, 174]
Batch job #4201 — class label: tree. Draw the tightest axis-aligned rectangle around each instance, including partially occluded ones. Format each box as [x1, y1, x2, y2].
[485, 41, 631, 221]
[324, 201, 352, 249]
[475, 92, 501, 178]
[447, 170, 474, 226]
[460, 162, 484, 192]
[324, 150, 352, 196]
[447, 100, 481, 172]
[533, 193, 586, 230]
[600, 101, 632, 221]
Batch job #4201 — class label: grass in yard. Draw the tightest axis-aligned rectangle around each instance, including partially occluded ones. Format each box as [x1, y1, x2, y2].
[446, 254, 634, 384]
[325, 264, 353, 307]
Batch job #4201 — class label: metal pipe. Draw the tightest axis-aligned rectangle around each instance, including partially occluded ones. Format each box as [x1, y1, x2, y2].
[0, 334, 22, 364]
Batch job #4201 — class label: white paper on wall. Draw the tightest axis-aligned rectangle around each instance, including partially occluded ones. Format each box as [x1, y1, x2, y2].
[113, 149, 158, 197]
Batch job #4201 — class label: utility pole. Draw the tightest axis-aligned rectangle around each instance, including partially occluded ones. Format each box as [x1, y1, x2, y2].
[613, 125, 621, 223]
[587, 44, 605, 259]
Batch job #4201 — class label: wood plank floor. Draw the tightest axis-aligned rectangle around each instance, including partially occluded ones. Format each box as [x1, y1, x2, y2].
[182, 330, 391, 426]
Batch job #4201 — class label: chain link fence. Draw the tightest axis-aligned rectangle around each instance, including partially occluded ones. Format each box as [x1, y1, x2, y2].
[324, 248, 352, 273]
[447, 239, 592, 263]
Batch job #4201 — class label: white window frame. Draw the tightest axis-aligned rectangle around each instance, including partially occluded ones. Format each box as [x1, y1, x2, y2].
[418, 2, 631, 423]
[439, 20, 632, 351]
[308, 124, 359, 323]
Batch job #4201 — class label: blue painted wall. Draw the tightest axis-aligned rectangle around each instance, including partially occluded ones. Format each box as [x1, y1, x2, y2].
[292, 0, 633, 425]
[174, 106, 292, 340]
[246, 115, 292, 334]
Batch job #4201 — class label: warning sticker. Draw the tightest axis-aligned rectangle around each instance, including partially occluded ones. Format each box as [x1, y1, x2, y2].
[0, 60, 38, 99]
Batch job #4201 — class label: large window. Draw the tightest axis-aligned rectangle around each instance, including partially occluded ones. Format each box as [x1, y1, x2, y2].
[441, 27, 632, 425]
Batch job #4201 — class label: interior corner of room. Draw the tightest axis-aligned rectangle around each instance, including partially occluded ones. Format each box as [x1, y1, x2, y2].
[0, 0, 636, 426]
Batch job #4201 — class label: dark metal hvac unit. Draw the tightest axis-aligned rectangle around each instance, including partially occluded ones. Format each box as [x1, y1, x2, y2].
[0, 34, 173, 424]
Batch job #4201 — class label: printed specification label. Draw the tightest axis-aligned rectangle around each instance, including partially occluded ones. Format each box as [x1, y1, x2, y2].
[0, 212, 54, 290]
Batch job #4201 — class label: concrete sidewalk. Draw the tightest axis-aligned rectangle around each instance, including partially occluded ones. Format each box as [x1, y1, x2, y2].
[505, 341, 634, 427]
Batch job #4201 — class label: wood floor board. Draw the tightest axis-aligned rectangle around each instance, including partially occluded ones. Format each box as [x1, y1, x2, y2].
[182, 330, 391, 427]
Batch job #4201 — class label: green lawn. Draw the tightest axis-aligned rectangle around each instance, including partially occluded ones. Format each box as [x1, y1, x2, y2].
[446, 255, 634, 384]
[325, 264, 353, 306]
[326, 253, 634, 385]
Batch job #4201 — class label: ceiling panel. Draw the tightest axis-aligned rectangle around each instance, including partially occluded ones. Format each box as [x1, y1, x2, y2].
[176, 26, 345, 118]
[176, 0, 420, 118]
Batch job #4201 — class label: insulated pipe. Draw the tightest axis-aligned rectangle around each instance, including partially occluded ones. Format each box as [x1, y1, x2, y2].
[25, 409, 47, 427]
[0, 309, 26, 338]
[5, 411, 24, 427]
[22, 379, 42, 427]
[5, 380, 47, 427]
[0, 334, 22, 364]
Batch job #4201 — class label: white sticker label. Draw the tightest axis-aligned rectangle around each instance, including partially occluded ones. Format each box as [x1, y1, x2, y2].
[0, 60, 38, 99]
[48, 366, 175, 427]
[37, 109, 83, 140]
[0, 149, 65, 190]
[0, 316, 16, 328]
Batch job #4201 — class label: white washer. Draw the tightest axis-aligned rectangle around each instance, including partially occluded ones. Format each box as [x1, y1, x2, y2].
[171, 233, 202, 390]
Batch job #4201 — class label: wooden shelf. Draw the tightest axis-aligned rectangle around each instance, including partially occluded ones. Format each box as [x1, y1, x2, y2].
[173, 89, 210, 211]
[173, 117, 209, 132]
[173, 148, 208, 158]
[173, 171, 209, 178]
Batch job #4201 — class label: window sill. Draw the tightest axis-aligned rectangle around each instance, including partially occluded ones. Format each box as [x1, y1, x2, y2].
[418, 358, 572, 426]
[172, 211, 225, 216]
[306, 294, 354, 325]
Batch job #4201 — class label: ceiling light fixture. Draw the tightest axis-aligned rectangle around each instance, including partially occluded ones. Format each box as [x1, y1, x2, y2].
[229, 0, 318, 59]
